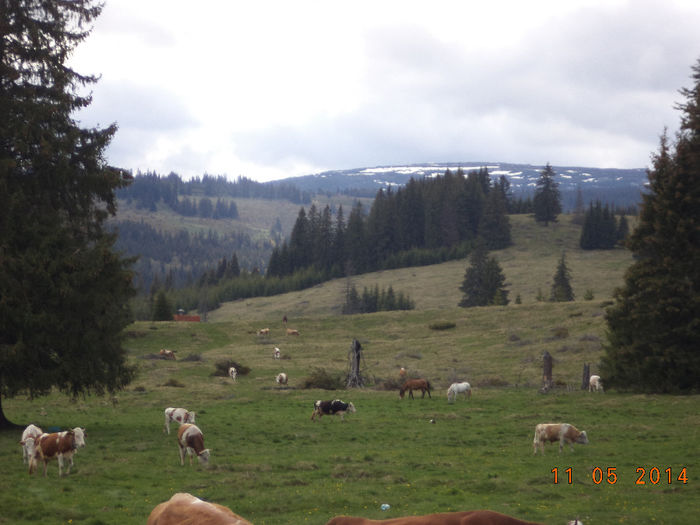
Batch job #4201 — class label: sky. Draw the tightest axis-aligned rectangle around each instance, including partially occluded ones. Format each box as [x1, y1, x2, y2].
[70, 0, 700, 182]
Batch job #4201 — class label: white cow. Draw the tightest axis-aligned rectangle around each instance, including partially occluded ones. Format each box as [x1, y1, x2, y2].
[20, 424, 43, 464]
[273, 347, 281, 359]
[589, 375, 604, 392]
[164, 407, 196, 435]
[229, 367, 237, 382]
[276, 372, 288, 385]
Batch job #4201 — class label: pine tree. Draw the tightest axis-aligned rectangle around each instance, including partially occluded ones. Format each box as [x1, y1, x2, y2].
[0, 0, 135, 427]
[601, 58, 700, 393]
[479, 180, 512, 249]
[533, 163, 562, 225]
[458, 243, 509, 307]
[152, 291, 174, 321]
[550, 252, 575, 302]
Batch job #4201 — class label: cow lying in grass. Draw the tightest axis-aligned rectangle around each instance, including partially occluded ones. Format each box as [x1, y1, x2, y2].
[147, 492, 252, 524]
[311, 399, 356, 421]
[325, 509, 547, 524]
[533, 423, 588, 455]
[159, 348, 176, 360]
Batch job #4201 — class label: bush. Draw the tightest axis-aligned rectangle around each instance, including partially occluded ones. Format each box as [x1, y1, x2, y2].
[181, 353, 203, 362]
[299, 367, 345, 390]
[429, 321, 456, 331]
[212, 359, 251, 377]
[163, 378, 185, 388]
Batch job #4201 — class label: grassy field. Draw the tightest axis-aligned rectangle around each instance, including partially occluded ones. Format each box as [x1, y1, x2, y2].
[2, 214, 697, 525]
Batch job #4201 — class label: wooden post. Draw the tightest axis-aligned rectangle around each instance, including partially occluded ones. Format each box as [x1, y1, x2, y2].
[542, 351, 553, 392]
[582, 363, 590, 390]
[346, 339, 365, 388]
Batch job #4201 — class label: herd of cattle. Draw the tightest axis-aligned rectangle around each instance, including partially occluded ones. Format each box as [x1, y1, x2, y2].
[18, 339, 603, 524]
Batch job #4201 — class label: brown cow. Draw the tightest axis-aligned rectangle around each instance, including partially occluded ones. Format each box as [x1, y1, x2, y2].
[325, 510, 545, 525]
[286, 328, 300, 336]
[177, 423, 210, 466]
[29, 430, 81, 477]
[147, 492, 252, 525]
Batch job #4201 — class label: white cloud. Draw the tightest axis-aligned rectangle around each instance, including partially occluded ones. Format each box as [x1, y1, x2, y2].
[70, 0, 700, 181]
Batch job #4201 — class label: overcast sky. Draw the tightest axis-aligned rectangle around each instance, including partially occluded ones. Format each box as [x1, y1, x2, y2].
[70, 0, 700, 182]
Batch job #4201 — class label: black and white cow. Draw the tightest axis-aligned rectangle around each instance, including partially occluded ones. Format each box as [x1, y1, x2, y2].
[311, 399, 356, 421]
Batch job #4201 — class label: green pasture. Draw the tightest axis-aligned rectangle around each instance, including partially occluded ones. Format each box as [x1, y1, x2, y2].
[2, 307, 698, 525]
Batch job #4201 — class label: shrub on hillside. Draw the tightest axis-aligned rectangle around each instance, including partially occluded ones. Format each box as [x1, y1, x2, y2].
[212, 359, 250, 377]
[299, 367, 344, 390]
[429, 321, 456, 331]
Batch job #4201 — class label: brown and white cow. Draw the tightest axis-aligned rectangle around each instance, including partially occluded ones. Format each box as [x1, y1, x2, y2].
[325, 510, 545, 525]
[177, 423, 210, 466]
[273, 347, 281, 359]
[159, 348, 176, 360]
[286, 328, 300, 336]
[29, 428, 86, 477]
[229, 367, 238, 382]
[164, 407, 196, 435]
[276, 372, 288, 385]
[147, 492, 252, 525]
[20, 424, 43, 464]
[533, 423, 589, 455]
[311, 399, 356, 421]
[257, 328, 270, 336]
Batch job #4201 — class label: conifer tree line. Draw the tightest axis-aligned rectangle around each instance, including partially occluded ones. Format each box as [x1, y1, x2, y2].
[111, 220, 272, 294]
[117, 171, 312, 212]
[267, 168, 513, 279]
[579, 201, 630, 249]
[342, 284, 415, 314]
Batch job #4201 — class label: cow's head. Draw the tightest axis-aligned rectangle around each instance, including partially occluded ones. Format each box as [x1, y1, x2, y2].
[576, 431, 589, 445]
[198, 449, 211, 465]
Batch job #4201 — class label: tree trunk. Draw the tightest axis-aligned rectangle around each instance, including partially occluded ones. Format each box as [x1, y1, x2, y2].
[0, 393, 22, 431]
[541, 351, 553, 392]
[582, 363, 591, 390]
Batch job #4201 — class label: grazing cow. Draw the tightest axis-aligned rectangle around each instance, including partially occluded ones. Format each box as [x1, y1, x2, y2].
[159, 348, 176, 360]
[325, 509, 545, 524]
[257, 328, 270, 336]
[164, 407, 196, 435]
[311, 399, 356, 421]
[229, 366, 237, 382]
[286, 328, 300, 336]
[147, 492, 252, 525]
[447, 382, 472, 403]
[588, 375, 603, 392]
[533, 423, 589, 455]
[276, 372, 288, 385]
[273, 347, 281, 359]
[20, 424, 43, 464]
[399, 378, 432, 399]
[177, 423, 210, 466]
[29, 429, 82, 477]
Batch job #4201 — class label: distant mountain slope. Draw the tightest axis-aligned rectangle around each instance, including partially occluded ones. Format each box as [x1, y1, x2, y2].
[276, 162, 648, 208]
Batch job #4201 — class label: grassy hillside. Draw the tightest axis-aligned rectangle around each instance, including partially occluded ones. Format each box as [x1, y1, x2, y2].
[210, 214, 634, 321]
[5, 213, 696, 525]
